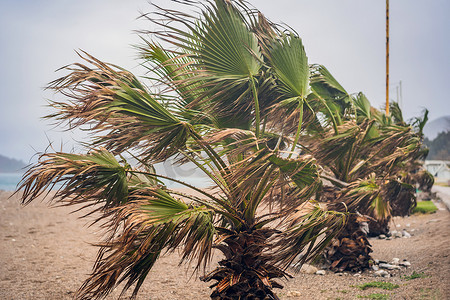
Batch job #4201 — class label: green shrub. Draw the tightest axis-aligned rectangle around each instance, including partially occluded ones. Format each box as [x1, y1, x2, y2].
[357, 281, 399, 291]
[412, 201, 437, 214]
[403, 271, 428, 280]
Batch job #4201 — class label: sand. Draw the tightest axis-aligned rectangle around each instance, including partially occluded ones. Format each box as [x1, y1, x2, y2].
[1, 190, 449, 300]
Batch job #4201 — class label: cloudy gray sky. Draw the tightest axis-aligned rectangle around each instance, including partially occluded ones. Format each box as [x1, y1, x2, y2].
[1, 0, 449, 162]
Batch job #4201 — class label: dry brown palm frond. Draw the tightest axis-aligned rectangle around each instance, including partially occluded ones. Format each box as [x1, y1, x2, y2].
[264, 100, 316, 138]
[77, 188, 216, 300]
[204, 128, 257, 150]
[46, 51, 194, 163]
[18, 149, 131, 209]
[414, 169, 434, 193]
[381, 178, 416, 217]
[272, 203, 346, 270]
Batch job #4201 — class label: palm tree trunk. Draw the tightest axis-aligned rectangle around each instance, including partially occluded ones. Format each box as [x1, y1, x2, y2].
[201, 230, 288, 300]
[324, 214, 373, 272]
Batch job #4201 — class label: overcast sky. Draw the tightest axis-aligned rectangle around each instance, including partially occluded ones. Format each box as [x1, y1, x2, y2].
[1, 0, 449, 162]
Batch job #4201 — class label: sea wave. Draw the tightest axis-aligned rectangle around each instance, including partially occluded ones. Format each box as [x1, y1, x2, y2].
[0, 173, 23, 191]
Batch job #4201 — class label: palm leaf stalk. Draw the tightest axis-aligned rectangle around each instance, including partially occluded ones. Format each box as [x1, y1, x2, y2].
[17, 1, 348, 299]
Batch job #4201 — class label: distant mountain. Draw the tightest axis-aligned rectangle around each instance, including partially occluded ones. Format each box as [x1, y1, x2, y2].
[423, 116, 450, 140]
[424, 131, 450, 161]
[0, 155, 27, 173]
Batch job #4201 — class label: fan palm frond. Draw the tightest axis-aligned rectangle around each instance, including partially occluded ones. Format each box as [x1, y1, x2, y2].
[19, 149, 132, 209]
[77, 188, 216, 299]
[47, 52, 193, 162]
[274, 204, 346, 269]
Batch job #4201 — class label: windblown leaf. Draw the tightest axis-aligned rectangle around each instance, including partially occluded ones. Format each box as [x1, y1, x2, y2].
[195, 0, 262, 78]
[274, 203, 346, 269]
[47, 52, 192, 162]
[77, 188, 216, 299]
[19, 149, 132, 209]
[265, 34, 309, 99]
[353, 92, 372, 121]
[310, 64, 351, 118]
[389, 101, 405, 125]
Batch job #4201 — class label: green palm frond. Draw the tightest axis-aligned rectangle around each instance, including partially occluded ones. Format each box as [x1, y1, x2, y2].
[268, 154, 321, 197]
[146, 0, 265, 131]
[371, 107, 391, 126]
[309, 64, 351, 124]
[310, 64, 348, 97]
[309, 118, 421, 183]
[262, 34, 310, 150]
[195, 0, 262, 78]
[77, 189, 216, 299]
[18, 149, 133, 209]
[369, 124, 422, 174]
[411, 108, 429, 137]
[225, 150, 321, 223]
[342, 176, 391, 221]
[138, 41, 204, 107]
[265, 34, 309, 99]
[389, 101, 405, 125]
[353, 92, 372, 121]
[310, 121, 365, 181]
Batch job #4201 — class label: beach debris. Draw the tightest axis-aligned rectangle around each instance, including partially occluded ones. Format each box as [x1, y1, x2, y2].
[426, 219, 440, 224]
[402, 230, 411, 238]
[394, 231, 403, 238]
[315, 270, 326, 275]
[300, 264, 318, 274]
[379, 263, 400, 270]
[374, 270, 389, 277]
[286, 291, 302, 297]
[399, 260, 411, 267]
[389, 229, 410, 238]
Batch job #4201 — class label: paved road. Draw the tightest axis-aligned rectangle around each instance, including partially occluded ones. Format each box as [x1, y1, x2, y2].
[432, 185, 450, 211]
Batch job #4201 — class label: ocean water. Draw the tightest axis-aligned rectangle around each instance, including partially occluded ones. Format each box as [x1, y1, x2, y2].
[0, 173, 24, 191]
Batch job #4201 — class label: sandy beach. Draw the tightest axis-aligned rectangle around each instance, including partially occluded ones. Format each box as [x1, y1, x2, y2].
[1, 190, 449, 299]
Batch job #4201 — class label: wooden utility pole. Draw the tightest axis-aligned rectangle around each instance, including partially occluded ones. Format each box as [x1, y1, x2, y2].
[386, 0, 390, 115]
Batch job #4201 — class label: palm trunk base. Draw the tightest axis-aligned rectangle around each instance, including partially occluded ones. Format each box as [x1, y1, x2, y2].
[209, 281, 280, 300]
[367, 218, 390, 237]
[201, 230, 287, 300]
[324, 215, 373, 272]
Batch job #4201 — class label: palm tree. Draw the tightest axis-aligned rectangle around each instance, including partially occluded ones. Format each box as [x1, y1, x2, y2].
[18, 1, 346, 299]
[302, 67, 427, 271]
